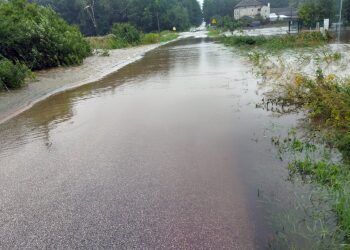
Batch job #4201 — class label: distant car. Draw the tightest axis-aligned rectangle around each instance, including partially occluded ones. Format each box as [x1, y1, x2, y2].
[249, 21, 261, 27]
[269, 13, 278, 21]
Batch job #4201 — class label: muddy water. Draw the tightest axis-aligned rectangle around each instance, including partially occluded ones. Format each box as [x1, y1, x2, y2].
[0, 38, 310, 248]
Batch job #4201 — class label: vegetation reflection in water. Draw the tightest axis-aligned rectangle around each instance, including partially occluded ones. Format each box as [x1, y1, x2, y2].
[0, 38, 201, 156]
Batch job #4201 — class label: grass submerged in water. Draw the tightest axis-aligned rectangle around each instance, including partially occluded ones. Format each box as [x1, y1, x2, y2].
[220, 32, 329, 51]
[221, 31, 350, 247]
[260, 67, 350, 247]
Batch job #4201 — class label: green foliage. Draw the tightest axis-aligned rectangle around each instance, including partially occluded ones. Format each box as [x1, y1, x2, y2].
[203, 0, 239, 23]
[285, 71, 350, 133]
[88, 31, 178, 49]
[289, 159, 343, 188]
[0, 57, 30, 89]
[157, 31, 179, 43]
[207, 28, 222, 37]
[163, 4, 191, 31]
[272, 132, 350, 239]
[141, 33, 161, 44]
[298, 0, 336, 27]
[213, 15, 242, 32]
[0, 0, 91, 71]
[344, 0, 350, 25]
[268, 66, 350, 238]
[298, 2, 317, 27]
[221, 32, 328, 51]
[141, 31, 179, 44]
[112, 23, 141, 45]
[34, 0, 202, 35]
[0, 0, 91, 90]
[85, 36, 117, 50]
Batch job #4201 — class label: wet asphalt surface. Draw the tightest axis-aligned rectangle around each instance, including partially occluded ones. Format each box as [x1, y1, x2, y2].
[0, 38, 290, 249]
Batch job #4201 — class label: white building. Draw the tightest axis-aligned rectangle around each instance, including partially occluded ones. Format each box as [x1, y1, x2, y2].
[234, 0, 270, 20]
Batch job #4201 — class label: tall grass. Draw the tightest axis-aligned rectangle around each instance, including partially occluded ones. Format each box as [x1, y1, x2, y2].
[87, 31, 179, 50]
[221, 32, 329, 51]
[268, 69, 350, 241]
[86, 35, 119, 50]
[221, 28, 349, 246]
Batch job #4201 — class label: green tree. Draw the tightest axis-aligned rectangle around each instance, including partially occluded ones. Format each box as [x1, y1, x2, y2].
[0, 0, 91, 89]
[298, 0, 336, 27]
[344, 0, 350, 24]
[219, 15, 241, 33]
[298, 2, 316, 27]
[34, 0, 203, 35]
[203, 0, 242, 23]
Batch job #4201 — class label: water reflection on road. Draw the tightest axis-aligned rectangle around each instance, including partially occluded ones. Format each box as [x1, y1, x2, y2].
[0, 38, 304, 248]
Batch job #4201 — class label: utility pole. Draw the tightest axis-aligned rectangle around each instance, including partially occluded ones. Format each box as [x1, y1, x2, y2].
[338, 0, 343, 43]
[157, 12, 160, 33]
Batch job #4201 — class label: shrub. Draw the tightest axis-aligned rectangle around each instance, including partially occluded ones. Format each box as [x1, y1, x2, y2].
[269, 69, 350, 160]
[0, 0, 91, 70]
[111, 23, 141, 45]
[0, 57, 29, 89]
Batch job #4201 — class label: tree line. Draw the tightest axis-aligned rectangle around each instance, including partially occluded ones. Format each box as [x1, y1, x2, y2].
[203, 0, 350, 27]
[32, 0, 203, 36]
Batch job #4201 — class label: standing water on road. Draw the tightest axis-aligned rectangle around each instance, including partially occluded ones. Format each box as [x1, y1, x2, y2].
[0, 38, 323, 248]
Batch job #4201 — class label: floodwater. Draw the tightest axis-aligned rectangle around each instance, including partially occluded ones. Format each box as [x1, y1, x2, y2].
[0, 38, 314, 248]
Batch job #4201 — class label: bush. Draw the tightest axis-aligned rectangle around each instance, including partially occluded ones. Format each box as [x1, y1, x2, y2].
[0, 0, 91, 70]
[270, 69, 350, 160]
[0, 57, 29, 89]
[111, 23, 141, 45]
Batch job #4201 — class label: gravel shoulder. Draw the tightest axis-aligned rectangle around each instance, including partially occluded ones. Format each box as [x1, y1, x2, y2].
[0, 44, 161, 124]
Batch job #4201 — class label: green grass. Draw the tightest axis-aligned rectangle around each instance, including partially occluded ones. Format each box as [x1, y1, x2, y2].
[85, 35, 128, 50]
[237, 32, 350, 245]
[220, 31, 329, 51]
[87, 31, 179, 50]
[207, 28, 222, 37]
[266, 67, 350, 244]
[272, 131, 350, 242]
[158, 31, 179, 43]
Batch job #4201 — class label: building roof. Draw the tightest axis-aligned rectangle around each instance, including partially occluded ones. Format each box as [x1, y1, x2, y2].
[235, 0, 264, 8]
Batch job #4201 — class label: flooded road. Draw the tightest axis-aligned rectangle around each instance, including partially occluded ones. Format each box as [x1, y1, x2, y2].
[0, 38, 304, 249]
